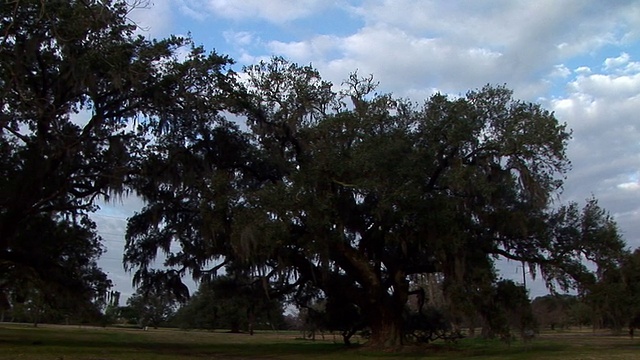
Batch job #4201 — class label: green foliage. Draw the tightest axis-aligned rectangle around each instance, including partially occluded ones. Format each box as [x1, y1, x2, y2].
[173, 285, 218, 330]
[0, 214, 111, 325]
[122, 57, 626, 347]
[174, 274, 286, 332]
[5, 0, 629, 349]
[539, 198, 627, 292]
[585, 249, 640, 333]
[126, 285, 178, 328]
[2, 0, 630, 348]
[1, 0, 234, 324]
[482, 279, 536, 339]
[1, 0, 163, 233]
[532, 294, 593, 330]
[102, 291, 122, 325]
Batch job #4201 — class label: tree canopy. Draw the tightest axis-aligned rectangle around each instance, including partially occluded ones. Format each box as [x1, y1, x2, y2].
[123, 57, 626, 347]
[173, 274, 286, 333]
[0, 213, 111, 325]
[0, 0, 234, 314]
[126, 282, 178, 328]
[2, 0, 629, 348]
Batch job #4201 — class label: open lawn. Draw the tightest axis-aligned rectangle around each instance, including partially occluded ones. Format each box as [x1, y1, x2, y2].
[1, 323, 639, 359]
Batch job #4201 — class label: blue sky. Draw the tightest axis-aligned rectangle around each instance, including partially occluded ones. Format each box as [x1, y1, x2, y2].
[95, 0, 640, 300]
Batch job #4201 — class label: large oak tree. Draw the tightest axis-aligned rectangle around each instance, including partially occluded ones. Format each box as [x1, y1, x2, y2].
[0, 0, 234, 311]
[124, 58, 626, 347]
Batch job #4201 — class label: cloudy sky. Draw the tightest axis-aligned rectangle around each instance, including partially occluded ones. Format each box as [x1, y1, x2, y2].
[95, 0, 640, 300]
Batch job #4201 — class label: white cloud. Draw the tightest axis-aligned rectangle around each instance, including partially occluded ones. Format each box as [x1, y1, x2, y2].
[265, 24, 509, 98]
[204, 0, 326, 23]
[93, 197, 144, 301]
[223, 31, 257, 47]
[355, 0, 636, 61]
[604, 52, 631, 71]
[550, 56, 640, 247]
[568, 73, 640, 100]
[267, 35, 340, 61]
[226, 1, 639, 101]
[176, 0, 208, 21]
[618, 182, 640, 191]
[550, 64, 571, 79]
[575, 66, 592, 75]
[128, 1, 174, 38]
[603, 53, 640, 75]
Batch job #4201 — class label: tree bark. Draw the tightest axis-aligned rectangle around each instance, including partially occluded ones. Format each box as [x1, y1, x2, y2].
[367, 303, 404, 348]
[248, 309, 255, 336]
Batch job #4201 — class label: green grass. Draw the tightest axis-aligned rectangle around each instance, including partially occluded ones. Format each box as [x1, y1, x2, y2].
[1, 324, 639, 359]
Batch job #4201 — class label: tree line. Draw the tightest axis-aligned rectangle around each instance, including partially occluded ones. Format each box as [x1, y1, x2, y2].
[0, 0, 636, 348]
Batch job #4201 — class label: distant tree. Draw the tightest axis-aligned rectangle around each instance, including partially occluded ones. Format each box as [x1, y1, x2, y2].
[102, 290, 121, 325]
[532, 294, 573, 330]
[116, 305, 141, 326]
[587, 267, 627, 332]
[531, 294, 592, 330]
[620, 250, 640, 332]
[586, 248, 640, 334]
[486, 279, 535, 340]
[174, 274, 286, 333]
[173, 283, 218, 330]
[567, 298, 592, 328]
[538, 198, 629, 333]
[126, 284, 178, 328]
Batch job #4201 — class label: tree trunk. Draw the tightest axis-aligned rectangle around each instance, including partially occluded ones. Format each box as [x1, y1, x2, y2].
[480, 316, 492, 338]
[247, 309, 255, 336]
[230, 322, 241, 333]
[367, 303, 404, 348]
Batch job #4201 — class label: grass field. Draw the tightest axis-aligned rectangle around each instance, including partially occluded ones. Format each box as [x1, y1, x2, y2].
[1, 323, 639, 359]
